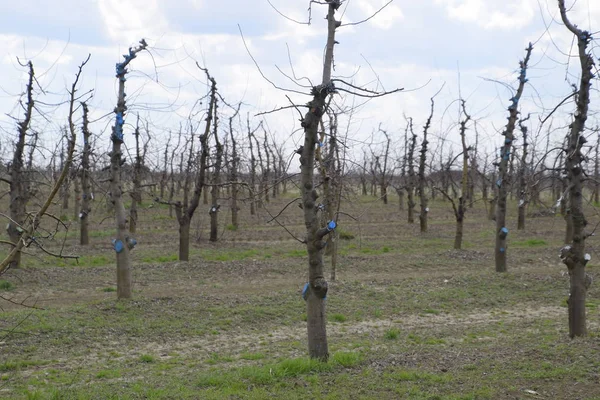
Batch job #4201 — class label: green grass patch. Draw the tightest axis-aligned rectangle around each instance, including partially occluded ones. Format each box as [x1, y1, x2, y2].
[330, 313, 347, 322]
[96, 369, 121, 379]
[0, 280, 14, 291]
[142, 253, 179, 263]
[197, 357, 332, 389]
[513, 239, 547, 247]
[240, 352, 266, 361]
[0, 359, 49, 372]
[385, 369, 452, 384]
[384, 328, 400, 340]
[139, 354, 156, 363]
[332, 351, 361, 368]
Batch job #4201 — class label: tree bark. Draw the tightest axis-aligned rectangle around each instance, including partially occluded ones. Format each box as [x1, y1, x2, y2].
[406, 118, 417, 224]
[229, 105, 241, 230]
[419, 96, 435, 233]
[299, 1, 342, 362]
[247, 115, 258, 215]
[495, 43, 532, 273]
[558, 0, 593, 337]
[210, 98, 222, 242]
[110, 40, 147, 299]
[517, 117, 530, 230]
[175, 65, 215, 260]
[129, 116, 142, 234]
[8, 61, 35, 270]
[455, 101, 471, 250]
[80, 102, 91, 245]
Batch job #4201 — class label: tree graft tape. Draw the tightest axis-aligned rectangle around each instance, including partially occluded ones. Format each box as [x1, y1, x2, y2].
[327, 220, 336, 231]
[499, 227, 509, 239]
[127, 237, 137, 250]
[112, 239, 124, 253]
[302, 283, 309, 301]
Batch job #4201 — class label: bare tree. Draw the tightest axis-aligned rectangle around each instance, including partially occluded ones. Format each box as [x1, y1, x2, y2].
[495, 43, 532, 273]
[209, 96, 222, 242]
[109, 40, 147, 299]
[517, 115, 531, 230]
[593, 128, 599, 205]
[1, 56, 90, 275]
[418, 95, 436, 233]
[170, 65, 216, 260]
[297, 1, 341, 361]
[228, 105, 242, 230]
[377, 126, 391, 204]
[129, 115, 146, 234]
[406, 118, 417, 224]
[80, 102, 92, 245]
[455, 101, 471, 249]
[6, 61, 35, 270]
[558, 0, 594, 338]
[436, 101, 471, 250]
[159, 133, 171, 200]
[247, 115, 259, 215]
[59, 129, 71, 212]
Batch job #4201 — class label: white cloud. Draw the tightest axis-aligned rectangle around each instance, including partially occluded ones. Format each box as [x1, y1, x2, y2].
[97, 0, 169, 43]
[355, 0, 404, 30]
[435, 0, 536, 30]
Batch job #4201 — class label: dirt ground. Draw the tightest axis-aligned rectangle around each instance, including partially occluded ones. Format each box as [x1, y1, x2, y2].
[1, 192, 600, 399]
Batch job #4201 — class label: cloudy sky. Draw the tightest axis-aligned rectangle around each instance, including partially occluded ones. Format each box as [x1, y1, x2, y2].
[0, 0, 599, 167]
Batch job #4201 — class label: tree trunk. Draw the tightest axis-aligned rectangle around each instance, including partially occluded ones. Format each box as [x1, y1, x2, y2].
[594, 132, 599, 204]
[179, 220, 191, 261]
[110, 41, 147, 299]
[517, 118, 530, 230]
[397, 187, 404, 211]
[454, 212, 463, 250]
[406, 118, 417, 224]
[456, 101, 471, 251]
[495, 44, 532, 273]
[80, 102, 91, 246]
[419, 96, 435, 233]
[558, 0, 593, 337]
[8, 61, 35, 269]
[247, 115, 258, 215]
[229, 106, 241, 230]
[299, 1, 342, 362]
[210, 97, 222, 242]
[73, 175, 80, 221]
[129, 116, 144, 234]
[176, 65, 215, 261]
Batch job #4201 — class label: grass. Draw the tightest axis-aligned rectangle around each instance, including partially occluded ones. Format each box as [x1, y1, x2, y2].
[338, 229, 355, 240]
[0, 280, 13, 290]
[240, 352, 265, 361]
[513, 238, 548, 247]
[384, 328, 400, 340]
[1, 195, 600, 399]
[142, 253, 179, 263]
[330, 313, 347, 322]
[139, 354, 155, 363]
